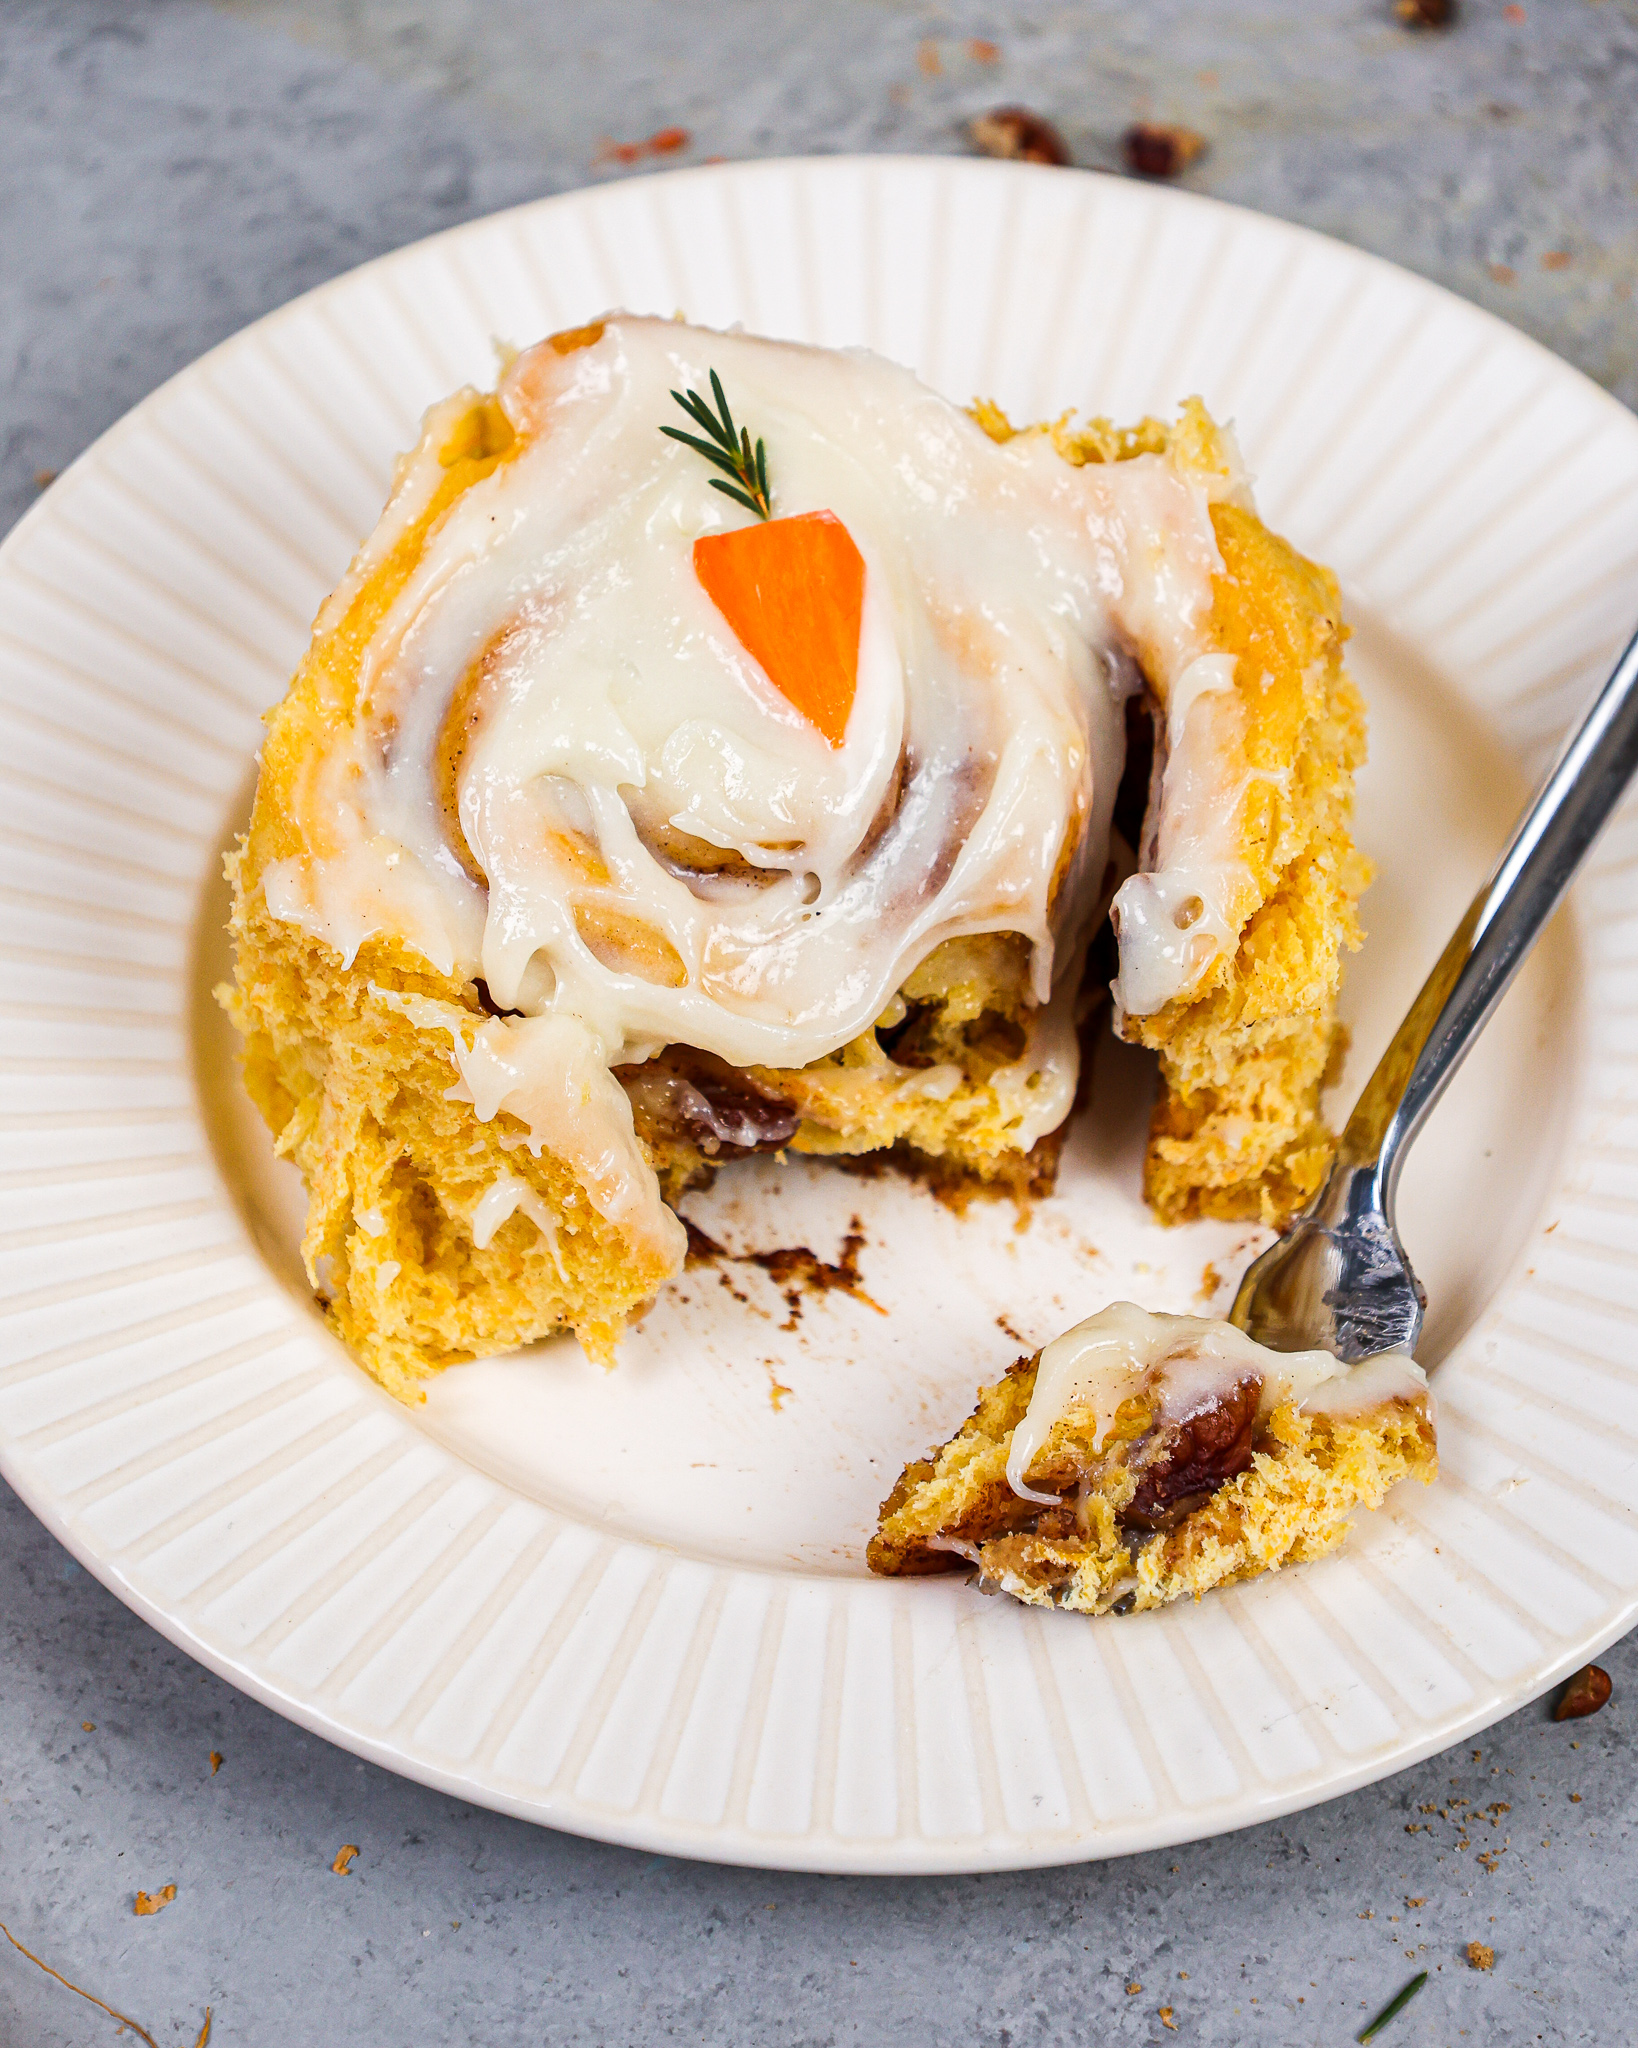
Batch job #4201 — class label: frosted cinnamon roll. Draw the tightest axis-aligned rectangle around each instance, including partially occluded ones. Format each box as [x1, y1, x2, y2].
[868, 1303, 1436, 1612]
[223, 316, 1368, 1395]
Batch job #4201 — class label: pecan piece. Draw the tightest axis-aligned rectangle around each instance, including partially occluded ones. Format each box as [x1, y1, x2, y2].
[1555, 1663, 1612, 1720]
[1123, 1374, 1259, 1526]
[1121, 122, 1206, 180]
[969, 107, 1070, 167]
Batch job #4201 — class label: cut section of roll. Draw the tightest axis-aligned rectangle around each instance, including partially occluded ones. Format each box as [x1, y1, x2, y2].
[867, 1303, 1437, 1613]
[222, 316, 1368, 1396]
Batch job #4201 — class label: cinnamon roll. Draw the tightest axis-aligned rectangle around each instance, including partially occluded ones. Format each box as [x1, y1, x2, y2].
[222, 316, 1368, 1396]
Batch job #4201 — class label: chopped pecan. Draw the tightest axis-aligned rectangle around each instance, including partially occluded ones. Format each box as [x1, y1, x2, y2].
[1555, 1664, 1612, 1720]
[1121, 122, 1207, 180]
[1123, 1374, 1259, 1525]
[969, 107, 1070, 166]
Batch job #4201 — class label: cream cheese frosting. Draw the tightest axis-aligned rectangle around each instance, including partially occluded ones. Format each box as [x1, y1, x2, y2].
[262, 316, 1254, 1271]
[1006, 1300, 1430, 1505]
[1107, 651, 1250, 1019]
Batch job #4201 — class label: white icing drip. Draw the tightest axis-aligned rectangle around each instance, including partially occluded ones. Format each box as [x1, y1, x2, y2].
[266, 319, 1249, 1264]
[1164, 651, 1238, 750]
[262, 836, 481, 978]
[372, 987, 685, 1272]
[986, 940, 1085, 1147]
[1006, 1300, 1429, 1505]
[316, 389, 483, 639]
[472, 1172, 566, 1276]
[1109, 650, 1248, 1018]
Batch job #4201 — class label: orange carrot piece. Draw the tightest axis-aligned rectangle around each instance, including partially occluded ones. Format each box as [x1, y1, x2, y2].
[693, 511, 865, 747]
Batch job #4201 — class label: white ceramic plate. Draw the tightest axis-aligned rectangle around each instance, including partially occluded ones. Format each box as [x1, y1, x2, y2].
[3, 157, 1636, 1875]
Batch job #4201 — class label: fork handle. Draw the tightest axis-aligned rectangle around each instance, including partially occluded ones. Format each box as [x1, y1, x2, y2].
[1342, 619, 1638, 1212]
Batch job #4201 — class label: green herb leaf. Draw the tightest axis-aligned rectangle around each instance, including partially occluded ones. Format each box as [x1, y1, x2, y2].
[662, 373, 773, 519]
[670, 387, 733, 447]
[659, 425, 745, 479]
[1358, 1970, 1427, 2043]
[708, 477, 765, 516]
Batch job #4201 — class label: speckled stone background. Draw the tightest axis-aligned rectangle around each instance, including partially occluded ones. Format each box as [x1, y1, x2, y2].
[4, 2, 1637, 2041]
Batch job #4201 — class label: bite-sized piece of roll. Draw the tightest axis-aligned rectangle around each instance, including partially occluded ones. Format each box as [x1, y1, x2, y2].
[867, 1302, 1436, 1613]
[222, 314, 1368, 1396]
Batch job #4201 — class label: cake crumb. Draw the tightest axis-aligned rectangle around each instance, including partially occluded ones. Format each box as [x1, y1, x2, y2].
[917, 38, 942, 75]
[1125, 1981, 1142, 1995]
[1542, 249, 1572, 271]
[1465, 1940, 1495, 1971]
[133, 1885, 176, 1917]
[81, 1721, 94, 1733]
[331, 1845, 360, 1875]
[209, 1751, 223, 1775]
[1394, 0, 1454, 25]
[967, 38, 1000, 63]
[595, 127, 691, 167]
[1159, 2008, 1178, 2031]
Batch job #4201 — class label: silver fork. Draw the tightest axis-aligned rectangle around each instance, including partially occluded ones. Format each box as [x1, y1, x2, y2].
[1232, 621, 1638, 1361]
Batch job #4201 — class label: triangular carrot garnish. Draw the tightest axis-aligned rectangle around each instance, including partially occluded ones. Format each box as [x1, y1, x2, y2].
[693, 511, 865, 747]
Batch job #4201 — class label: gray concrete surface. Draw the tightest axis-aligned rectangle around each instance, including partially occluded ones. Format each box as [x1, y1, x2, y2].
[3, 0, 1637, 2039]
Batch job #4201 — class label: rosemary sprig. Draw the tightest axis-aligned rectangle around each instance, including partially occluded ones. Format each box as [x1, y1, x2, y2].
[1357, 1969, 1427, 2043]
[660, 369, 772, 520]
